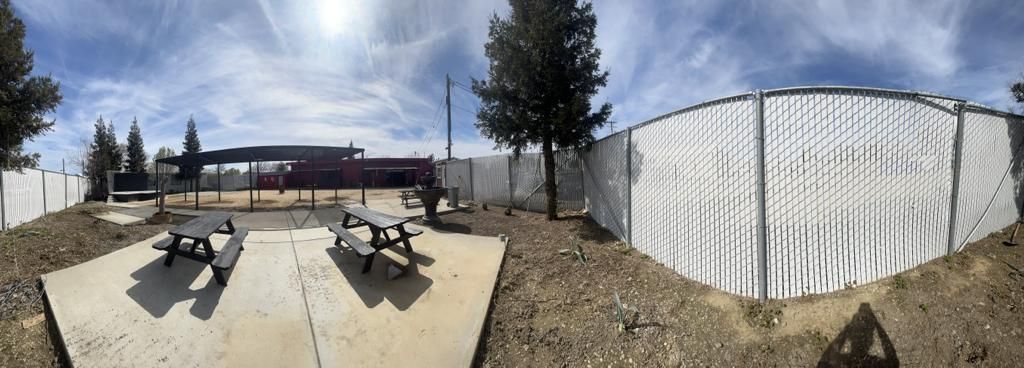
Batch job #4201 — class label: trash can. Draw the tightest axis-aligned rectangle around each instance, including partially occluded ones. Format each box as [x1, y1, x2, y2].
[447, 186, 460, 208]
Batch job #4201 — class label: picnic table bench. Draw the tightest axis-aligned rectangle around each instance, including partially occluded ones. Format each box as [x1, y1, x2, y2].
[327, 206, 423, 273]
[399, 189, 418, 207]
[152, 212, 248, 286]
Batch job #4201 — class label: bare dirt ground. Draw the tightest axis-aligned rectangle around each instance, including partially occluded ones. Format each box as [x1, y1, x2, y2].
[0, 203, 185, 368]
[429, 205, 1024, 367]
[138, 188, 405, 211]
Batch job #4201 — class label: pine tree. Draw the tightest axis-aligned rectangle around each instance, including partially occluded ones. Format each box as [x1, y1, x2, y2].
[472, 0, 612, 220]
[106, 121, 123, 171]
[184, 115, 201, 153]
[180, 115, 202, 180]
[125, 117, 147, 172]
[86, 116, 112, 198]
[0, 0, 62, 170]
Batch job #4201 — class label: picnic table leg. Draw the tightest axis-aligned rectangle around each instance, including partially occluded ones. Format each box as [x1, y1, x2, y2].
[189, 238, 202, 254]
[398, 226, 415, 253]
[362, 228, 382, 274]
[201, 239, 217, 258]
[225, 219, 236, 234]
[163, 237, 183, 267]
[211, 268, 228, 286]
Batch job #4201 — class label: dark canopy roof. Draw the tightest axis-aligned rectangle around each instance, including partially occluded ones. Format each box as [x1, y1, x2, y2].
[155, 145, 364, 167]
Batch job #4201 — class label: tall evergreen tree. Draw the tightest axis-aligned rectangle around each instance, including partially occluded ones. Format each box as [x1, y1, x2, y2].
[125, 117, 147, 172]
[0, 0, 62, 170]
[86, 116, 113, 197]
[472, 0, 612, 220]
[180, 115, 202, 180]
[106, 121, 122, 171]
[183, 115, 201, 153]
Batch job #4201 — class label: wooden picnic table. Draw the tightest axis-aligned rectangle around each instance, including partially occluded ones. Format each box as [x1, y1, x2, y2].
[326, 206, 423, 273]
[152, 212, 249, 286]
[399, 189, 418, 207]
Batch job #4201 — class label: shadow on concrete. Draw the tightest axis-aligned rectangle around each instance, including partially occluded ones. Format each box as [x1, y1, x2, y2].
[125, 256, 226, 320]
[324, 247, 435, 311]
[817, 303, 898, 367]
[425, 222, 473, 235]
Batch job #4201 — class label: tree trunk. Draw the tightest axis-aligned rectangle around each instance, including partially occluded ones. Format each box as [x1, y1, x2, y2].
[542, 135, 557, 220]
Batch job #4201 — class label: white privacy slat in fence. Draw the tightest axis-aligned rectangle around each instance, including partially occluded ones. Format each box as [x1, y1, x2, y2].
[583, 132, 630, 241]
[471, 155, 511, 206]
[3, 169, 46, 229]
[954, 109, 1024, 247]
[1, 169, 89, 230]
[43, 171, 68, 213]
[630, 96, 759, 298]
[762, 91, 956, 298]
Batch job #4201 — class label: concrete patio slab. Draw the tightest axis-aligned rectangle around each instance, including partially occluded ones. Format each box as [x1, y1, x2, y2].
[293, 223, 505, 367]
[43, 224, 505, 368]
[91, 211, 146, 226]
[43, 234, 317, 368]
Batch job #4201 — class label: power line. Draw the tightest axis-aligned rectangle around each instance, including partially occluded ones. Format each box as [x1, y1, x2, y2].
[452, 104, 477, 115]
[417, 92, 447, 155]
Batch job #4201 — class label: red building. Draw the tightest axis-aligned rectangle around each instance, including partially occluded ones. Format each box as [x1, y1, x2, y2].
[267, 157, 433, 189]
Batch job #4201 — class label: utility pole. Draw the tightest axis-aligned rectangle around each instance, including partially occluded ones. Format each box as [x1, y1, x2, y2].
[446, 73, 452, 160]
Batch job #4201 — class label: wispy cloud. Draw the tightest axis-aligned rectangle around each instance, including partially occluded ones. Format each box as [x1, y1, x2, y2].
[11, 0, 1024, 172]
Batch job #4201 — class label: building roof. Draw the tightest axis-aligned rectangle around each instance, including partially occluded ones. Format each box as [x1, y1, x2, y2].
[156, 145, 364, 167]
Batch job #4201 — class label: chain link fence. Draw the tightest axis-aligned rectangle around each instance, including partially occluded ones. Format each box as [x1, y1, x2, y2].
[1, 168, 89, 230]
[444, 86, 1024, 300]
[444, 152, 584, 212]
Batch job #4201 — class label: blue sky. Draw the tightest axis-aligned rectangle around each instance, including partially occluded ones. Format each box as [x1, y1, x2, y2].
[12, 0, 1024, 173]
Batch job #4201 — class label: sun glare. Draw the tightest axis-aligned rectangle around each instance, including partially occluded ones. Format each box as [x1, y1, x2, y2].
[318, 0, 352, 37]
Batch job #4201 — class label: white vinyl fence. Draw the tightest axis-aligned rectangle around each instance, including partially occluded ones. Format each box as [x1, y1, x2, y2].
[449, 86, 1024, 301]
[1, 168, 89, 230]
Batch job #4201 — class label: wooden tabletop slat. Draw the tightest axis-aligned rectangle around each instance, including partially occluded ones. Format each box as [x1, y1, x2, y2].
[342, 207, 409, 229]
[169, 212, 233, 239]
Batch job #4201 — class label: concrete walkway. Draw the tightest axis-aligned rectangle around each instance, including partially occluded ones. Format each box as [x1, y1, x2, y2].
[43, 224, 505, 367]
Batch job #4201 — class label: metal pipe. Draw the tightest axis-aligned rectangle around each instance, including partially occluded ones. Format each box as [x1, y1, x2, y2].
[626, 127, 633, 246]
[753, 90, 769, 303]
[63, 159, 68, 209]
[154, 162, 159, 207]
[41, 170, 47, 213]
[217, 164, 221, 202]
[194, 170, 199, 210]
[248, 161, 254, 212]
[947, 102, 967, 255]
[256, 160, 261, 202]
[1, 166, 6, 231]
[361, 151, 366, 206]
[311, 151, 316, 210]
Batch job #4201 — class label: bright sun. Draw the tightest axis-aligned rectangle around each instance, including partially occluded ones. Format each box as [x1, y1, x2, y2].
[318, 0, 352, 37]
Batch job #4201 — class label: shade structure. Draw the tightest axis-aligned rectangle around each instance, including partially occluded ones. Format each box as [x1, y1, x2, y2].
[155, 145, 366, 212]
[156, 145, 364, 166]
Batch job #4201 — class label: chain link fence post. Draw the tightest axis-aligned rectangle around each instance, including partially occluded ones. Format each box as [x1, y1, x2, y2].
[754, 90, 769, 303]
[626, 127, 633, 246]
[947, 102, 967, 255]
[41, 169, 47, 214]
[0, 169, 5, 231]
[508, 154, 514, 208]
[468, 157, 474, 202]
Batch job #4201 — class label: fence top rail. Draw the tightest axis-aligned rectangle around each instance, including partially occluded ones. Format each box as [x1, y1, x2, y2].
[762, 85, 968, 103]
[2, 167, 86, 178]
[630, 92, 755, 132]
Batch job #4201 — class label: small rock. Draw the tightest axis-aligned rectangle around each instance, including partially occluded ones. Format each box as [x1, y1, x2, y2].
[716, 342, 724, 348]
[387, 263, 406, 280]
